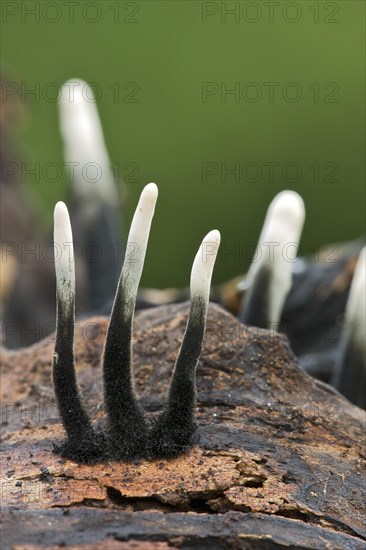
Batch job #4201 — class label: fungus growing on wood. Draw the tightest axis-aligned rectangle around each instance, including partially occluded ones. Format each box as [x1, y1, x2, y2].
[52, 184, 220, 462]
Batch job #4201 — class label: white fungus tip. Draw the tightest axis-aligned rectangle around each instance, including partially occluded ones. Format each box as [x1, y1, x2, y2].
[345, 247, 366, 349]
[129, 183, 158, 240]
[58, 78, 118, 210]
[54, 201, 73, 250]
[264, 190, 305, 247]
[244, 190, 306, 326]
[117, 184, 159, 312]
[140, 183, 158, 205]
[58, 78, 93, 106]
[54, 201, 75, 306]
[270, 190, 305, 216]
[58, 80, 97, 131]
[248, 191, 305, 274]
[190, 230, 221, 300]
[247, 190, 305, 278]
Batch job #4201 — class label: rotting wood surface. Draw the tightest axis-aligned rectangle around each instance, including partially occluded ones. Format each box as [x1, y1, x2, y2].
[1, 303, 365, 549]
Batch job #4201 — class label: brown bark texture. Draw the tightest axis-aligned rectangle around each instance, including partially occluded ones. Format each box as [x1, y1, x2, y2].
[1, 303, 365, 549]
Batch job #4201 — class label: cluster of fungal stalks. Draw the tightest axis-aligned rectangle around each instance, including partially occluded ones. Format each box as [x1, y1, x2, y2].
[51, 80, 365, 463]
[52, 183, 220, 462]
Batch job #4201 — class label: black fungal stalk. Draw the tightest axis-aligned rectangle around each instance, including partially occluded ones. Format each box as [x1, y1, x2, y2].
[148, 291, 208, 457]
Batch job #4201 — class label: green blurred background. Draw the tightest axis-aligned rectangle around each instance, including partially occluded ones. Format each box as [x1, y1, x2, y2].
[1, 0, 365, 288]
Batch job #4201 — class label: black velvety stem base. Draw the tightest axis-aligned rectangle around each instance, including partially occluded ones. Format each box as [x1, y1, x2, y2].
[103, 289, 148, 459]
[239, 266, 272, 329]
[331, 334, 366, 409]
[148, 297, 206, 457]
[53, 301, 103, 462]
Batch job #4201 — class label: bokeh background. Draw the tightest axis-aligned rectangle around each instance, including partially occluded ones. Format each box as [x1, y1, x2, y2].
[1, 0, 365, 288]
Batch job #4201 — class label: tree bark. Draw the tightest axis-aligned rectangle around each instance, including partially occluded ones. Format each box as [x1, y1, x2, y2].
[1, 303, 365, 549]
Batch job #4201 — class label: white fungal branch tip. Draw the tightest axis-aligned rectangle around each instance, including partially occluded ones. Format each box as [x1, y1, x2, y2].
[54, 201, 75, 310]
[190, 230, 221, 303]
[120, 183, 158, 305]
[239, 190, 306, 327]
[58, 79, 103, 154]
[258, 191, 304, 323]
[258, 190, 305, 265]
[345, 246, 366, 349]
[58, 78, 117, 207]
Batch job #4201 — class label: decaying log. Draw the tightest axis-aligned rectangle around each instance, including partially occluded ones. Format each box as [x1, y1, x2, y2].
[1, 303, 365, 549]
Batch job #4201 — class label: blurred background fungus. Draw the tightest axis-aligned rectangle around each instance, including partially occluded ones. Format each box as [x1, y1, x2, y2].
[1, 0, 365, 349]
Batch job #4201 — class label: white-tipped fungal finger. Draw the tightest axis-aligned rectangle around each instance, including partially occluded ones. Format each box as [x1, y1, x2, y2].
[240, 191, 305, 327]
[259, 191, 305, 324]
[249, 190, 305, 279]
[119, 183, 158, 316]
[54, 201, 75, 314]
[259, 191, 305, 247]
[102, 184, 158, 448]
[332, 247, 366, 407]
[344, 247, 366, 348]
[53, 201, 97, 454]
[58, 79, 118, 211]
[190, 230, 221, 306]
[58, 79, 110, 173]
